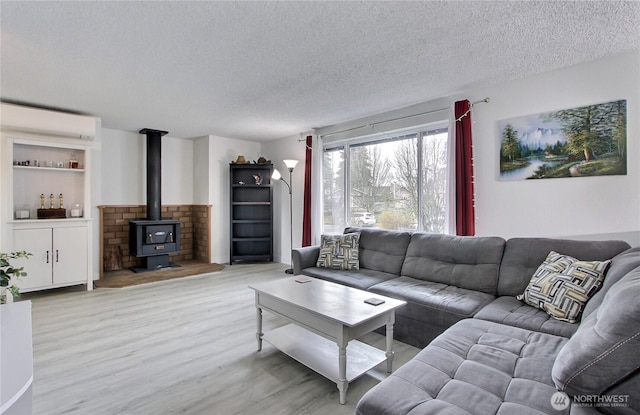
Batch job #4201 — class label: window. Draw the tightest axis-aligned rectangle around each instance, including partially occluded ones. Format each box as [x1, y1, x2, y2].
[323, 125, 448, 234]
[322, 146, 346, 234]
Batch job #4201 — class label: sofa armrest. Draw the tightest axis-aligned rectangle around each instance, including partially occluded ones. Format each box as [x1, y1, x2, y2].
[292, 246, 320, 275]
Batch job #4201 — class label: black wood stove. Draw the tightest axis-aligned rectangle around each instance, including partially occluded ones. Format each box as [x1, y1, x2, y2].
[129, 128, 181, 272]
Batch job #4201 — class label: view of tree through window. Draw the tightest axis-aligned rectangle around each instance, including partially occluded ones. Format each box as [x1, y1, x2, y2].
[421, 129, 448, 232]
[323, 147, 346, 234]
[323, 126, 448, 234]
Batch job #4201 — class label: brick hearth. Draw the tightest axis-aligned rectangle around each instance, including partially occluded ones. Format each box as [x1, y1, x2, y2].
[98, 204, 211, 278]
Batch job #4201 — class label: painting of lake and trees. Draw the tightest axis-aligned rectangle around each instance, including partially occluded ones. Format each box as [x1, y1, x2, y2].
[499, 99, 627, 181]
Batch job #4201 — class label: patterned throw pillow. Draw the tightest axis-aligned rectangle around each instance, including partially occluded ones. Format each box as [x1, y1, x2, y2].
[517, 251, 611, 323]
[316, 233, 360, 270]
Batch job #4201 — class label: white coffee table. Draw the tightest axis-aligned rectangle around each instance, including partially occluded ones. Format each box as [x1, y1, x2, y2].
[249, 276, 406, 404]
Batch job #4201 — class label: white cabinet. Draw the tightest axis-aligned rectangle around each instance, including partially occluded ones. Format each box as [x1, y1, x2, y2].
[13, 225, 88, 291]
[12, 228, 51, 289]
[4, 139, 94, 292]
[50, 227, 88, 285]
[1, 103, 97, 292]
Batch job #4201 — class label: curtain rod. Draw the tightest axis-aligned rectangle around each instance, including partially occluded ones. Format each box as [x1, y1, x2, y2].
[296, 134, 313, 150]
[455, 97, 490, 122]
[319, 97, 490, 139]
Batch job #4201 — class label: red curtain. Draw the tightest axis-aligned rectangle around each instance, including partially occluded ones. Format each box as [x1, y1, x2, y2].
[454, 100, 475, 236]
[302, 135, 313, 246]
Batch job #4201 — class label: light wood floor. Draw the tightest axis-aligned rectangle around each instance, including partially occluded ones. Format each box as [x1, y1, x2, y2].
[23, 262, 419, 415]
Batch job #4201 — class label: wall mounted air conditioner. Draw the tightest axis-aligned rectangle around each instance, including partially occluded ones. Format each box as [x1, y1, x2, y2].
[0, 103, 98, 140]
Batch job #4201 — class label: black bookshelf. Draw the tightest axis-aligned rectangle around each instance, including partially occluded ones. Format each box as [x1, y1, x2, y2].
[229, 163, 273, 264]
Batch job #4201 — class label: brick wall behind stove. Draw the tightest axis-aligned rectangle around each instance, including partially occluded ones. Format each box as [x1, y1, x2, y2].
[99, 204, 211, 274]
[192, 205, 211, 263]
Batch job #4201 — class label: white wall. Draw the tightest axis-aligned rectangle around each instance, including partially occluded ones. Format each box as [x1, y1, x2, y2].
[193, 137, 210, 204]
[268, 51, 640, 249]
[100, 130, 263, 265]
[262, 135, 307, 265]
[90, 123, 102, 281]
[204, 135, 262, 264]
[470, 51, 639, 244]
[162, 136, 194, 204]
[101, 129, 194, 205]
[101, 129, 144, 204]
[95, 50, 639, 272]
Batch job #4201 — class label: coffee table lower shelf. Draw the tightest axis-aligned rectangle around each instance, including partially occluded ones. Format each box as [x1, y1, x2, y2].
[262, 324, 387, 383]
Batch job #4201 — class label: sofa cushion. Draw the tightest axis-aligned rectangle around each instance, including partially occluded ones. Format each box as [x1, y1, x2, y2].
[516, 251, 610, 323]
[316, 232, 360, 270]
[582, 246, 640, 319]
[596, 375, 640, 415]
[474, 296, 578, 337]
[552, 268, 640, 402]
[498, 238, 630, 297]
[344, 227, 411, 275]
[299, 267, 396, 291]
[356, 318, 569, 415]
[400, 233, 506, 295]
[369, 276, 495, 328]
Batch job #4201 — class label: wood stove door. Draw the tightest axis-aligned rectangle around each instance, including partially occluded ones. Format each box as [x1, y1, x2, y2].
[141, 224, 178, 256]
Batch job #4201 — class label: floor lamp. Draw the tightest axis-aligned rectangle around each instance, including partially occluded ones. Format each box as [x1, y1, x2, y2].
[272, 159, 298, 274]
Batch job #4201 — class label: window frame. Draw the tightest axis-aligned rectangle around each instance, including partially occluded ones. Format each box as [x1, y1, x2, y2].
[322, 121, 449, 234]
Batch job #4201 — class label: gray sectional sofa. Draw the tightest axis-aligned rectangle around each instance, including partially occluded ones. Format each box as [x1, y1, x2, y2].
[291, 227, 640, 414]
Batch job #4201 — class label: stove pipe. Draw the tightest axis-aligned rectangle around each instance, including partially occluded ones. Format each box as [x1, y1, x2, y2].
[139, 128, 168, 221]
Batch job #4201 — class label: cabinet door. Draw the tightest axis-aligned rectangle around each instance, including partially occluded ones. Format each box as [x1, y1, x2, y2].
[53, 227, 88, 284]
[13, 228, 53, 290]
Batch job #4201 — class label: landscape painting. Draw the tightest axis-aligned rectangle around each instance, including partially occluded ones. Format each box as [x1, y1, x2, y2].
[499, 99, 627, 181]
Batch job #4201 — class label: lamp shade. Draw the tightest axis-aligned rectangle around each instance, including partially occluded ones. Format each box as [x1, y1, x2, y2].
[283, 159, 299, 170]
[271, 169, 282, 180]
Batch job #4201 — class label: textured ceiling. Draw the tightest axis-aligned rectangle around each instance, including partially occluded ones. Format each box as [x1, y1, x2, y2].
[1, 1, 639, 141]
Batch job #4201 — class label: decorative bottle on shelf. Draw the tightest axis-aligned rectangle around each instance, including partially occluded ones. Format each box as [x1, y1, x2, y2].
[69, 154, 79, 169]
[38, 193, 66, 219]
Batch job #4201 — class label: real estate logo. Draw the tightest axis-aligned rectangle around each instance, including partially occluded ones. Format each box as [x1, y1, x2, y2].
[551, 392, 631, 411]
[551, 391, 570, 411]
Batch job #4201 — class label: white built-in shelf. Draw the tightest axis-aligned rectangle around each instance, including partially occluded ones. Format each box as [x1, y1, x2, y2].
[13, 165, 85, 173]
[9, 218, 90, 224]
[3, 123, 94, 293]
